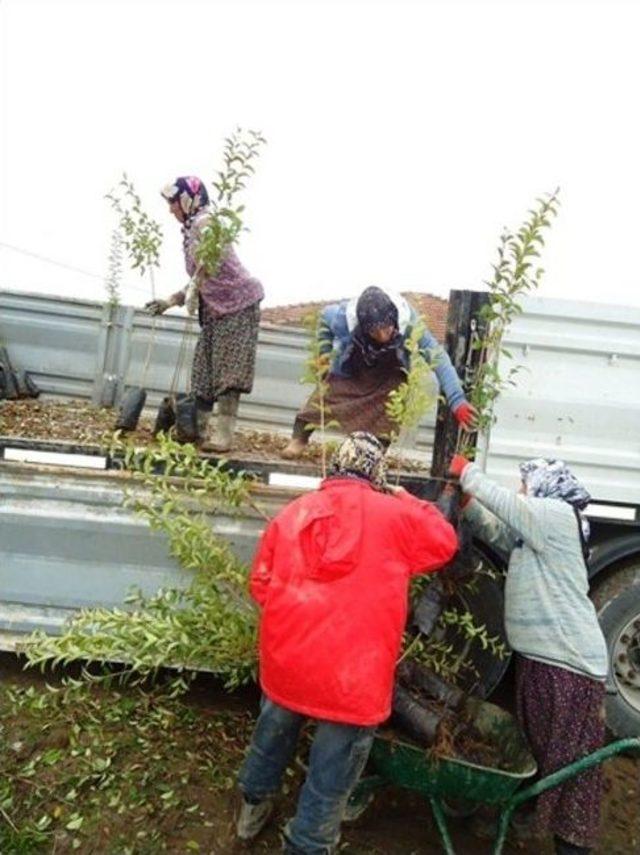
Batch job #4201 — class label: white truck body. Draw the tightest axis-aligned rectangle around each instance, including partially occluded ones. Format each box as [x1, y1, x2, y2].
[1, 289, 640, 735]
[487, 296, 640, 509]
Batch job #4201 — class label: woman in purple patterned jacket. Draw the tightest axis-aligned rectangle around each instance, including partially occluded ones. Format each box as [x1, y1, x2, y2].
[146, 176, 264, 452]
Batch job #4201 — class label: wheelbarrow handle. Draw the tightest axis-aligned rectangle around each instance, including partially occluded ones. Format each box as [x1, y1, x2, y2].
[493, 737, 640, 855]
[509, 736, 640, 810]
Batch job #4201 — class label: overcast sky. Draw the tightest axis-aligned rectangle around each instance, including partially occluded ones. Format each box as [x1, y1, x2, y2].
[1, 0, 639, 313]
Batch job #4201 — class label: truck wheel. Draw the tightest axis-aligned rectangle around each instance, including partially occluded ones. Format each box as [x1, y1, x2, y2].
[434, 548, 510, 699]
[591, 561, 640, 738]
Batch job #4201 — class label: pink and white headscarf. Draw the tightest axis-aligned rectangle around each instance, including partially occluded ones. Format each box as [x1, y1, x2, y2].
[161, 176, 209, 220]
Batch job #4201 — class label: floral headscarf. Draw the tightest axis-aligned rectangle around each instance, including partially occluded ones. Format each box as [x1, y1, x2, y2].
[330, 431, 388, 490]
[519, 458, 591, 540]
[161, 176, 209, 220]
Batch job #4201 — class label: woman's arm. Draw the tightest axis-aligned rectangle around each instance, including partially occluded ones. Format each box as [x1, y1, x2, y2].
[417, 326, 466, 409]
[461, 463, 545, 552]
[145, 287, 187, 314]
[249, 519, 278, 608]
[463, 499, 518, 554]
[318, 306, 338, 356]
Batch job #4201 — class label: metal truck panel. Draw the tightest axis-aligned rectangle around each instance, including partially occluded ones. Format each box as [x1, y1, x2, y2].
[0, 289, 437, 446]
[0, 290, 108, 399]
[486, 297, 640, 504]
[0, 465, 279, 646]
[1, 289, 638, 501]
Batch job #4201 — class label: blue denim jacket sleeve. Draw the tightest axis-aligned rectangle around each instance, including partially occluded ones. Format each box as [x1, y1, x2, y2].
[318, 306, 337, 356]
[417, 324, 466, 409]
[322, 304, 352, 374]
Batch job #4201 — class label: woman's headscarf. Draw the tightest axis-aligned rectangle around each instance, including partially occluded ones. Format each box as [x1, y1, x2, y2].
[330, 431, 388, 490]
[346, 287, 403, 372]
[356, 286, 399, 335]
[161, 176, 209, 221]
[519, 458, 591, 540]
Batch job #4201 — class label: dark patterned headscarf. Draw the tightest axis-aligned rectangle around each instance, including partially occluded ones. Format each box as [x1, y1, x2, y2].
[520, 458, 591, 540]
[161, 176, 209, 221]
[330, 432, 388, 490]
[346, 286, 403, 372]
[356, 286, 399, 335]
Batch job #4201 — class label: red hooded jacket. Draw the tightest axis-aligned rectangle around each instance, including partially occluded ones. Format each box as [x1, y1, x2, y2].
[249, 477, 458, 726]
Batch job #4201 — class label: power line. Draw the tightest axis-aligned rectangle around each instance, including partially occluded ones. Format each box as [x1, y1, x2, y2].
[0, 241, 152, 295]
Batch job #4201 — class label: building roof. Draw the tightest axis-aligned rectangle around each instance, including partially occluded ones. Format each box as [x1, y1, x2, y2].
[260, 291, 449, 343]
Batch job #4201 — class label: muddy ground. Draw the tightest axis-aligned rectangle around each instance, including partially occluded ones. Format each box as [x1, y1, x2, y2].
[0, 656, 637, 855]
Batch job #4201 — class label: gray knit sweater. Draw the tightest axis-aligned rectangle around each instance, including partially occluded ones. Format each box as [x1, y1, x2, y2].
[461, 464, 608, 680]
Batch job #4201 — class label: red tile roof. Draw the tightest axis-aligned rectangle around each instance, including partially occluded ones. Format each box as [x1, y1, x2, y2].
[261, 291, 449, 343]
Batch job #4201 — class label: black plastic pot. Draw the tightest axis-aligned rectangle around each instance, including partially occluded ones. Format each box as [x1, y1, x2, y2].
[153, 396, 176, 436]
[392, 685, 444, 746]
[0, 346, 40, 401]
[397, 660, 465, 710]
[116, 386, 147, 430]
[436, 483, 477, 583]
[115, 387, 147, 432]
[174, 393, 199, 443]
[413, 577, 448, 636]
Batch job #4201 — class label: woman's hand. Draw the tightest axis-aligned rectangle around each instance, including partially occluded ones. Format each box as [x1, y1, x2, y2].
[447, 453, 472, 480]
[145, 298, 171, 315]
[385, 484, 408, 497]
[453, 401, 477, 430]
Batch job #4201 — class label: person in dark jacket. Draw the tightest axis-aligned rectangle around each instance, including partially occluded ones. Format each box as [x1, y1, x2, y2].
[282, 286, 475, 459]
[237, 432, 458, 853]
[146, 176, 264, 452]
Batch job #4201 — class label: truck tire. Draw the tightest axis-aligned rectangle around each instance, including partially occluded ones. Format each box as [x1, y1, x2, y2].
[591, 560, 640, 737]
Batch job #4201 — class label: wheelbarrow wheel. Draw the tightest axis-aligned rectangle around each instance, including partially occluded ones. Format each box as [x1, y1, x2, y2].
[440, 796, 479, 818]
[343, 791, 375, 823]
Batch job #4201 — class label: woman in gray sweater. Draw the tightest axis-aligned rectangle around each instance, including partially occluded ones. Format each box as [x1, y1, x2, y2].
[449, 454, 608, 855]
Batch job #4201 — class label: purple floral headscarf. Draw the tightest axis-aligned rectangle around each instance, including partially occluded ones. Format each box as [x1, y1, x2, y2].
[161, 176, 209, 220]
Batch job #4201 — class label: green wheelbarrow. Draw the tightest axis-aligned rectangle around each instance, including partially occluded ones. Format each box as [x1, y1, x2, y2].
[347, 698, 640, 854]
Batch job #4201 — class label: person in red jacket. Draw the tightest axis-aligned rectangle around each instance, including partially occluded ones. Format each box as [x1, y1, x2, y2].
[237, 431, 458, 853]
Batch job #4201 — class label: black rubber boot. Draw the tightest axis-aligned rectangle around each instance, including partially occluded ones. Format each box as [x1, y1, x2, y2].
[554, 835, 591, 855]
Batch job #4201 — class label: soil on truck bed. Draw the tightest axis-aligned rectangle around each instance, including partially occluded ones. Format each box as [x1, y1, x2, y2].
[0, 399, 427, 474]
[0, 656, 637, 855]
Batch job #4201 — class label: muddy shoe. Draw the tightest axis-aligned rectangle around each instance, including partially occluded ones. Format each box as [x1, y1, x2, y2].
[471, 808, 535, 845]
[201, 392, 238, 453]
[236, 796, 274, 841]
[201, 416, 235, 453]
[342, 791, 374, 823]
[281, 438, 308, 460]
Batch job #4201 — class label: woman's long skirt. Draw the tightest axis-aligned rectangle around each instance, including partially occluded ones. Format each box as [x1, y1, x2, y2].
[516, 655, 606, 848]
[191, 302, 261, 403]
